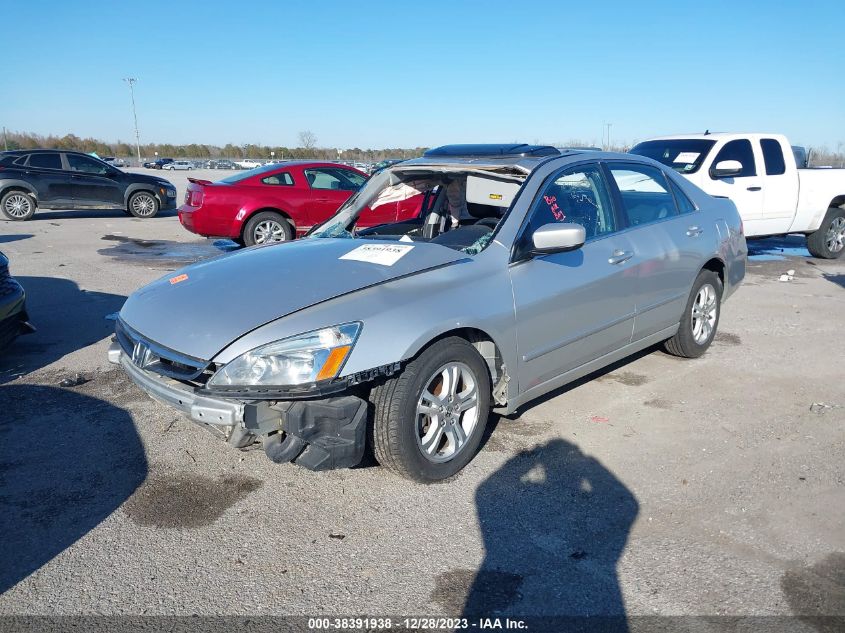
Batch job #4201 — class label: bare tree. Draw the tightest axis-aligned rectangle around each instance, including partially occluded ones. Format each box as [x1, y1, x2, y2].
[298, 130, 317, 151]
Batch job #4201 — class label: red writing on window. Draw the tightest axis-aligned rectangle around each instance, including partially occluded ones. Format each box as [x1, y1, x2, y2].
[543, 195, 566, 221]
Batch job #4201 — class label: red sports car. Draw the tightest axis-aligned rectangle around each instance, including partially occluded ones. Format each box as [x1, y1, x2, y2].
[179, 161, 411, 246]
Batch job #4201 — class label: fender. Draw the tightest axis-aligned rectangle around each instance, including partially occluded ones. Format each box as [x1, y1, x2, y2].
[0, 179, 38, 201]
[123, 182, 163, 206]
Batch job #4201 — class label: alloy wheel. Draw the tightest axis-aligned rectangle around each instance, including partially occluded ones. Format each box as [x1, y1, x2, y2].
[825, 216, 845, 254]
[691, 283, 717, 344]
[131, 193, 156, 217]
[4, 194, 32, 219]
[415, 362, 479, 463]
[253, 220, 287, 244]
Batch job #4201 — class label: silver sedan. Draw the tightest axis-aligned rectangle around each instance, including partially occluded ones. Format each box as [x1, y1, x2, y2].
[110, 144, 746, 481]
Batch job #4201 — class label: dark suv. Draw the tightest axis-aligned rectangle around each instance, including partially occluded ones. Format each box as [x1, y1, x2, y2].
[0, 149, 178, 220]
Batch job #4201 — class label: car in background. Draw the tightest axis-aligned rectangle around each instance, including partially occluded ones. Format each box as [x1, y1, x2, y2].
[0, 149, 177, 220]
[113, 144, 746, 481]
[206, 159, 238, 170]
[369, 158, 404, 175]
[103, 157, 129, 168]
[163, 160, 193, 171]
[143, 158, 174, 169]
[0, 251, 35, 350]
[235, 159, 263, 170]
[179, 161, 409, 246]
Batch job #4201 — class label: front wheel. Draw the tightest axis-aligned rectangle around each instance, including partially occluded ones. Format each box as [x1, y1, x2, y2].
[1, 191, 37, 221]
[663, 269, 722, 358]
[807, 207, 845, 259]
[242, 211, 293, 246]
[128, 191, 160, 218]
[371, 337, 491, 482]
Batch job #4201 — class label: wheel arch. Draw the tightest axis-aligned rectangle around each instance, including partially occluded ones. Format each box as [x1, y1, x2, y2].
[701, 257, 726, 293]
[238, 207, 295, 240]
[0, 182, 38, 201]
[828, 195, 845, 210]
[124, 184, 160, 206]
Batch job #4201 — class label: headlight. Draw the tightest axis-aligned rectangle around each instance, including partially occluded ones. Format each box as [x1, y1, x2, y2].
[207, 323, 361, 388]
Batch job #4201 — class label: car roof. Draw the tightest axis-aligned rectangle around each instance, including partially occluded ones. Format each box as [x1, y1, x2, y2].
[641, 132, 786, 142]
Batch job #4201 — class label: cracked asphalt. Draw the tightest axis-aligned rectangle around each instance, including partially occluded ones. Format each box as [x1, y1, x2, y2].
[1, 171, 843, 627]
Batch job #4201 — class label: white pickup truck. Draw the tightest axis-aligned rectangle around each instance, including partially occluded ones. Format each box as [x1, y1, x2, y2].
[630, 133, 845, 258]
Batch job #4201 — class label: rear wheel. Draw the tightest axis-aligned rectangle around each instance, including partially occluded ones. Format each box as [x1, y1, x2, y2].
[663, 269, 722, 358]
[1, 190, 36, 221]
[807, 207, 845, 259]
[128, 191, 160, 218]
[243, 211, 293, 246]
[371, 337, 490, 482]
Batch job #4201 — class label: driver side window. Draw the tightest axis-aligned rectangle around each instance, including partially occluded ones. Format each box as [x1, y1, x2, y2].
[524, 164, 616, 242]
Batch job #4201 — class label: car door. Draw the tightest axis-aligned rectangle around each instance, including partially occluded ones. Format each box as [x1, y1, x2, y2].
[604, 161, 704, 341]
[304, 167, 359, 225]
[703, 139, 763, 222]
[23, 152, 71, 207]
[64, 154, 124, 207]
[509, 162, 637, 394]
[759, 137, 799, 221]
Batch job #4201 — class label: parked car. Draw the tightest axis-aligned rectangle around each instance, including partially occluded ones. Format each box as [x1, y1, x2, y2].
[630, 133, 845, 258]
[103, 157, 129, 168]
[0, 251, 35, 349]
[112, 144, 746, 481]
[163, 160, 193, 171]
[143, 158, 174, 169]
[234, 159, 263, 170]
[0, 149, 177, 220]
[206, 159, 237, 170]
[179, 161, 384, 246]
[369, 158, 405, 175]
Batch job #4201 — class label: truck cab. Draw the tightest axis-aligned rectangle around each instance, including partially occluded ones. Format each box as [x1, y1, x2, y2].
[631, 133, 845, 258]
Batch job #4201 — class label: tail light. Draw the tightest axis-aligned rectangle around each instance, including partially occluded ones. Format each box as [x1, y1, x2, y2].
[187, 189, 204, 207]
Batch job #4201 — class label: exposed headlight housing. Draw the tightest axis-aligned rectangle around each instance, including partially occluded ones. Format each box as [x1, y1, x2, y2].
[207, 323, 361, 388]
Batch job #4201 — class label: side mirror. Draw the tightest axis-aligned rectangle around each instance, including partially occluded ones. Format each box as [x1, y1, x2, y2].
[711, 160, 742, 178]
[531, 223, 586, 254]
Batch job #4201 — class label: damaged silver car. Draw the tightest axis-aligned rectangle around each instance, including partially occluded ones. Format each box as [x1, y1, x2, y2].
[110, 144, 746, 481]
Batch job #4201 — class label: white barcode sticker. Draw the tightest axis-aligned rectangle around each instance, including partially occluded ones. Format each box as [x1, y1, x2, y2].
[339, 243, 414, 266]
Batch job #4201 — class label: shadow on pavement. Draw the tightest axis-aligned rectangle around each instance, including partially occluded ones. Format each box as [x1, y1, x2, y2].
[0, 276, 126, 384]
[823, 273, 845, 290]
[0, 234, 34, 244]
[24, 208, 178, 221]
[0, 382, 147, 593]
[464, 439, 638, 630]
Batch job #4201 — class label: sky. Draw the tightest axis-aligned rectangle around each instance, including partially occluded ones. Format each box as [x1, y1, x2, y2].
[2, 0, 843, 150]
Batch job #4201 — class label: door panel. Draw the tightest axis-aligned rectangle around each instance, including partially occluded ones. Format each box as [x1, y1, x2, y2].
[64, 154, 124, 206]
[703, 139, 763, 221]
[760, 138, 799, 220]
[511, 237, 637, 392]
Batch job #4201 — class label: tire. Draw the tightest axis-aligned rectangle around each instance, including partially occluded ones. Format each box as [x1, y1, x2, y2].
[1, 190, 36, 221]
[806, 207, 845, 259]
[242, 211, 293, 246]
[127, 191, 160, 218]
[663, 269, 722, 358]
[371, 337, 491, 482]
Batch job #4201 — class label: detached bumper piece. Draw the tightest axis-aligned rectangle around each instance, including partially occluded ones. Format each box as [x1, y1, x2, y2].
[272, 397, 368, 471]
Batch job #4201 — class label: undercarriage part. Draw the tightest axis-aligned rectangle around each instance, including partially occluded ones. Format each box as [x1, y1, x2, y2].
[263, 432, 306, 463]
[273, 396, 368, 471]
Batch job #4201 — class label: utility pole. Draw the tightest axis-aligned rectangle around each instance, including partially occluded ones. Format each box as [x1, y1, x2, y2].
[2, 126, 7, 151]
[123, 78, 142, 165]
[606, 122, 613, 151]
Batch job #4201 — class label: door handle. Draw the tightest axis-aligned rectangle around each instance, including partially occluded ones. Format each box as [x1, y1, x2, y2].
[608, 249, 634, 265]
[746, 186, 762, 191]
[686, 225, 704, 237]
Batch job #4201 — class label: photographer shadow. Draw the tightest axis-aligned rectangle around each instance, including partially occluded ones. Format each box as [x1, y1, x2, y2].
[464, 438, 638, 631]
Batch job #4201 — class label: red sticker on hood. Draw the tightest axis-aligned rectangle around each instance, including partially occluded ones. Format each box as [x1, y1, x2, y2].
[169, 274, 188, 285]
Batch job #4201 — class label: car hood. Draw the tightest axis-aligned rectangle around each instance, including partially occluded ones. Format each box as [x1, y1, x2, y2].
[119, 238, 467, 360]
[123, 172, 174, 187]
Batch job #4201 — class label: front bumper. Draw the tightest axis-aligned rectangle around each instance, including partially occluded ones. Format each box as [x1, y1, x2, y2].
[109, 341, 367, 468]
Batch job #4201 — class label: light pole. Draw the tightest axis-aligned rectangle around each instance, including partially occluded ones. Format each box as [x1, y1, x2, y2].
[123, 78, 142, 164]
[606, 122, 613, 151]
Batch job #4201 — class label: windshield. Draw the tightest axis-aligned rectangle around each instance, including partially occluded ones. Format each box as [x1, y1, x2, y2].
[218, 163, 281, 183]
[307, 165, 526, 254]
[629, 139, 716, 174]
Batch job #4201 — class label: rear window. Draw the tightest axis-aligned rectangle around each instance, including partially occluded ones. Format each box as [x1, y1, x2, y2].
[261, 172, 294, 186]
[629, 139, 716, 174]
[761, 138, 786, 175]
[29, 153, 62, 169]
[219, 162, 288, 184]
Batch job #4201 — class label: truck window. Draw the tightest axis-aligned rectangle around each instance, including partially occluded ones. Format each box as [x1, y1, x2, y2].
[760, 139, 786, 175]
[710, 140, 756, 178]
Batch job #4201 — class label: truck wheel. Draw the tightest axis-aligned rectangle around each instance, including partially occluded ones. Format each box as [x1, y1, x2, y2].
[1, 190, 37, 221]
[371, 337, 490, 482]
[128, 191, 160, 218]
[243, 211, 293, 246]
[663, 269, 722, 358]
[806, 207, 845, 259]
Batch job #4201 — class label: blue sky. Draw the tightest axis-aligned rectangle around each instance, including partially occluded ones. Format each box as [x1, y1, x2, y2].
[2, 0, 843, 149]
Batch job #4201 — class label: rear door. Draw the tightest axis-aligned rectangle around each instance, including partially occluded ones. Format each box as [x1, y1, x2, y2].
[510, 162, 637, 394]
[22, 152, 71, 206]
[604, 161, 704, 341]
[64, 154, 124, 206]
[759, 137, 799, 220]
[703, 139, 763, 222]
